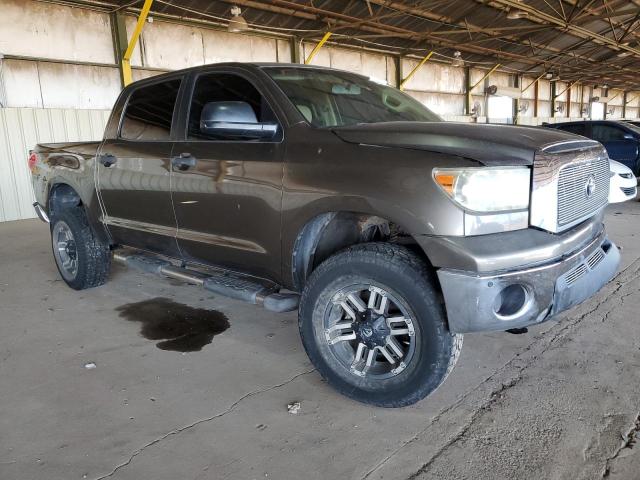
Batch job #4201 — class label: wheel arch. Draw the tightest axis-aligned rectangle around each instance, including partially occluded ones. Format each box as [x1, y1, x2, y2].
[289, 210, 432, 292]
[47, 182, 83, 216]
[46, 180, 112, 246]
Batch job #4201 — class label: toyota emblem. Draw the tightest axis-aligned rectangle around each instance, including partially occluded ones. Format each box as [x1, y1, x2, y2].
[585, 175, 596, 199]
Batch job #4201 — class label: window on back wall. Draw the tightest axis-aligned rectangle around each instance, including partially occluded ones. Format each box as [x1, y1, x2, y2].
[487, 96, 514, 124]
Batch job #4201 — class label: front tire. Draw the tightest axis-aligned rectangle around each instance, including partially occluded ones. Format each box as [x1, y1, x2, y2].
[299, 243, 462, 407]
[50, 207, 111, 290]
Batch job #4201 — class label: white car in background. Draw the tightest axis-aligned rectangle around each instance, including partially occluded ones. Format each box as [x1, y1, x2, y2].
[609, 159, 637, 203]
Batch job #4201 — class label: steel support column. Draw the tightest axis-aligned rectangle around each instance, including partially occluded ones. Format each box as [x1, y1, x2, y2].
[290, 36, 301, 63]
[464, 66, 471, 115]
[514, 75, 521, 124]
[394, 56, 403, 89]
[111, 12, 128, 88]
[468, 64, 500, 113]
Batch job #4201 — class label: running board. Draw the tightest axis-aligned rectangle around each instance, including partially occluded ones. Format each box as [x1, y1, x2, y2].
[112, 251, 299, 313]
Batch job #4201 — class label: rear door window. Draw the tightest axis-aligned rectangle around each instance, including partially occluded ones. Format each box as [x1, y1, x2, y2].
[120, 79, 182, 141]
[557, 123, 586, 136]
[590, 124, 627, 142]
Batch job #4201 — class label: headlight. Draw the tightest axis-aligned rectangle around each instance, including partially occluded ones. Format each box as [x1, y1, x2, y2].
[433, 167, 530, 213]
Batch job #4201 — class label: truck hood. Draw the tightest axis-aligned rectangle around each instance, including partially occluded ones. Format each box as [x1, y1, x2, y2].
[332, 121, 598, 166]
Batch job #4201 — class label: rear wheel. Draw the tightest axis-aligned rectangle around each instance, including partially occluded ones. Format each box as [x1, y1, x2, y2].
[50, 207, 111, 290]
[299, 243, 462, 407]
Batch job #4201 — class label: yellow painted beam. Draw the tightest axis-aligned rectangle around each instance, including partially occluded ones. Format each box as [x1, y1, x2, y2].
[470, 64, 501, 92]
[304, 32, 332, 65]
[521, 72, 546, 94]
[467, 64, 500, 114]
[399, 51, 433, 91]
[122, 0, 154, 86]
[607, 91, 621, 102]
[554, 81, 578, 99]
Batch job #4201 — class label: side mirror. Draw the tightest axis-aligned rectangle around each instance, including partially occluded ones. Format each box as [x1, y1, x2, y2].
[200, 101, 278, 140]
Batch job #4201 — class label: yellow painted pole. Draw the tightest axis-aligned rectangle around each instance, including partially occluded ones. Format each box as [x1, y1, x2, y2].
[607, 91, 621, 102]
[470, 64, 501, 92]
[521, 72, 546, 94]
[467, 64, 500, 113]
[516, 73, 546, 124]
[554, 81, 578, 99]
[399, 51, 433, 91]
[305, 32, 332, 65]
[121, 0, 154, 86]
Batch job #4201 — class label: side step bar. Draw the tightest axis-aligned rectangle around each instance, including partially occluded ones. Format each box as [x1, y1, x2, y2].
[113, 251, 299, 313]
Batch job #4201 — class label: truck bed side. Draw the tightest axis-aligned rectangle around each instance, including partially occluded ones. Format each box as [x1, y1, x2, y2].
[31, 141, 101, 208]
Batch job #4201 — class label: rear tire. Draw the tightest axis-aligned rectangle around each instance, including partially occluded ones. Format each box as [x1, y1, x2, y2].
[50, 207, 111, 290]
[299, 243, 462, 407]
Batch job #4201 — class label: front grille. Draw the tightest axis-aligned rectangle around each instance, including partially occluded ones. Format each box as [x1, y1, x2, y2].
[621, 186, 637, 196]
[531, 142, 609, 233]
[557, 156, 609, 226]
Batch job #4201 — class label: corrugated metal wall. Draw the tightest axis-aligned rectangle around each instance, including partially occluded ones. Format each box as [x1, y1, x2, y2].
[0, 108, 110, 222]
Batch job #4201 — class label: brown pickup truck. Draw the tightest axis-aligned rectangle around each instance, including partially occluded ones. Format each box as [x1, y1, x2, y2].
[30, 63, 619, 407]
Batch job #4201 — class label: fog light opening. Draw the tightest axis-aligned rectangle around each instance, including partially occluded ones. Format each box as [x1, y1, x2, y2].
[493, 284, 530, 320]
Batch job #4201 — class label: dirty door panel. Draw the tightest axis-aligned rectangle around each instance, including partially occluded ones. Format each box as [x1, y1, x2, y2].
[171, 72, 284, 280]
[97, 77, 183, 256]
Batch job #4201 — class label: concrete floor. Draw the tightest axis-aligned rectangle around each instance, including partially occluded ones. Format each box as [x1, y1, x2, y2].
[1, 203, 639, 480]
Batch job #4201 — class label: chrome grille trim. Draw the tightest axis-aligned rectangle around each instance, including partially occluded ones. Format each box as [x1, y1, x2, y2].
[557, 156, 609, 226]
[531, 144, 610, 233]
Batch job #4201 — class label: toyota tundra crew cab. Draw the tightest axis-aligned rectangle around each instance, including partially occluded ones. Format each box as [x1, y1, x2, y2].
[29, 63, 620, 407]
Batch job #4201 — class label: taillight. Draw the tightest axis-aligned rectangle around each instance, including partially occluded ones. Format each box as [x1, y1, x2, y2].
[28, 152, 38, 171]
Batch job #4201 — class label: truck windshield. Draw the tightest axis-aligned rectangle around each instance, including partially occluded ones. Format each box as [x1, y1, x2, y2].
[264, 67, 442, 127]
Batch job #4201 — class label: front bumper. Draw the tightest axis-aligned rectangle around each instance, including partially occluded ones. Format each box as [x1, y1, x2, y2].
[437, 229, 620, 333]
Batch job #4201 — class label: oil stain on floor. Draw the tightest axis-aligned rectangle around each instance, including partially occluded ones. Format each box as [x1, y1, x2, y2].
[116, 297, 230, 352]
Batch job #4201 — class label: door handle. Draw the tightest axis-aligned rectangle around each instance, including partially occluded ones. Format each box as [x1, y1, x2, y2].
[171, 153, 197, 171]
[98, 153, 117, 168]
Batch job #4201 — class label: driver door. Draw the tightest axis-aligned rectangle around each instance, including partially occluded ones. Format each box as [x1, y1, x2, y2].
[170, 69, 285, 281]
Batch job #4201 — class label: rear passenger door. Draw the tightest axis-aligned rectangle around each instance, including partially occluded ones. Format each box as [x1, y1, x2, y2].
[555, 123, 586, 137]
[589, 123, 639, 171]
[170, 69, 285, 281]
[97, 75, 184, 256]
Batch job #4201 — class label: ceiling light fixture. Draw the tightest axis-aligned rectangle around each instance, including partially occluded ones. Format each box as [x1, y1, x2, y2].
[451, 51, 464, 67]
[228, 5, 249, 33]
[506, 7, 528, 19]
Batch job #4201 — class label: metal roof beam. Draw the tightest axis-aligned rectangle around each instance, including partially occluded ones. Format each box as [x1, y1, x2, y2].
[487, 0, 640, 56]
